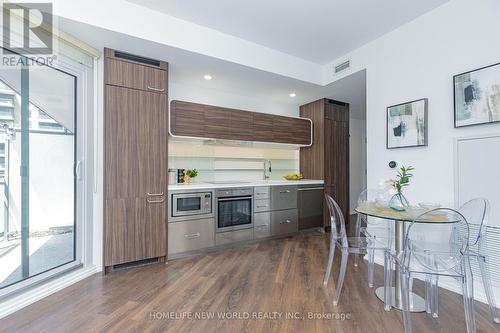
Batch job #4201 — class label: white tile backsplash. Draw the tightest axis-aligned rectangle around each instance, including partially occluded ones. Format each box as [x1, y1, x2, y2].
[168, 143, 299, 182]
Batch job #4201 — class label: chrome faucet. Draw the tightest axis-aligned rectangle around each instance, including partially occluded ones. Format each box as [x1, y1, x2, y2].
[264, 160, 272, 180]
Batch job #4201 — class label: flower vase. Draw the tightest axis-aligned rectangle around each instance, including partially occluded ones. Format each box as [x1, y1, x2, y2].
[183, 175, 191, 184]
[389, 192, 410, 211]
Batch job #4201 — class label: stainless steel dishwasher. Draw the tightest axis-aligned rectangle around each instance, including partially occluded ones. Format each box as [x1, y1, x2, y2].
[297, 185, 324, 230]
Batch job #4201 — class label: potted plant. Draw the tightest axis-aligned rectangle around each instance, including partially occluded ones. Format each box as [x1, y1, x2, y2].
[389, 165, 414, 211]
[184, 169, 198, 184]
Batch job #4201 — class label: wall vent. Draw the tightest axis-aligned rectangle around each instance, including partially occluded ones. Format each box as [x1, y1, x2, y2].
[334, 60, 350, 74]
[114, 51, 161, 67]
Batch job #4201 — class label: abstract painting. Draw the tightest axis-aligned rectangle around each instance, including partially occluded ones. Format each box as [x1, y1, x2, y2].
[454, 63, 500, 127]
[386, 98, 428, 149]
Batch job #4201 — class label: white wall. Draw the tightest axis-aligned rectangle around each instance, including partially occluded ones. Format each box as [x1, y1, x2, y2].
[169, 82, 299, 117]
[349, 118, 366, 213]
[324, 0, 500, 304]
[52, 0, 322, 84]
[325, 0, 500, 206]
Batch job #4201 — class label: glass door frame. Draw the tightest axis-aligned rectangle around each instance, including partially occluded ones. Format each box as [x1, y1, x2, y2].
[0, 47, 92, 298]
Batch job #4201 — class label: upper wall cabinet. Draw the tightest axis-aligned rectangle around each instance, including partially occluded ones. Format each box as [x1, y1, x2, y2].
[170, 100, 312, 146]
[104, 48, 168, 94]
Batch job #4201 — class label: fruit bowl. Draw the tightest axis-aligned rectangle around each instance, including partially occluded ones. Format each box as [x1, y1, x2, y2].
[283, 174, 304, 181]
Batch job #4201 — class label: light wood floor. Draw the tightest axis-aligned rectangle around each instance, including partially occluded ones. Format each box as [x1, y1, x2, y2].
[1, 231, 498, 333]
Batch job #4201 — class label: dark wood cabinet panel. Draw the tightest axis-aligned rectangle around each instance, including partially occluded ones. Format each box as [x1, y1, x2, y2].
[231, 110, 254, 141]
[272, 115, 295, 143]
[105, 86, 167, 198]
[252, 113, 275, 142]
[325, 120, 349, 220]
[325, 100, 349, 122]
[170, 100, 311, 145]
[105, 57, 167, 93]
[104, 49, 168, 270]
[170, 100, 206, 137]
[300, 99, 349, 228]
[204, 108, 234, 140]
[299, 99, 326, 180]
[104, 197, 167, 266]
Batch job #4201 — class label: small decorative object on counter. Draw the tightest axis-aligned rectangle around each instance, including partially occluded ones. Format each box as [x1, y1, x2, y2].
[168, 169, 177, 185]
[388, 165, 414, 211]
[184, 169, 198, 184]
[177, 169, 185, 183]
[283, 173, 304, 180]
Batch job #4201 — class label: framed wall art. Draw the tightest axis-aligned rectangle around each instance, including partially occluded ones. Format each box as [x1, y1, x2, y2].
[387, 98, 428, 149]
[454, 62, 500, 128]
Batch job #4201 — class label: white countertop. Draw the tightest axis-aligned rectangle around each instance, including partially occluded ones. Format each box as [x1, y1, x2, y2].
[168, 179, 324, 191]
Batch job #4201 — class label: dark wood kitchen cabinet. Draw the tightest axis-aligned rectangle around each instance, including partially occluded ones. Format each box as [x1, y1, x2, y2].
[170, 100, 311, 145]
[104, 48, 168, 271]
[299, 99, 349, 227]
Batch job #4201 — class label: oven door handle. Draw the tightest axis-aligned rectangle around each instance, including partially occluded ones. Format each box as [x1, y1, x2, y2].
[217, 196, 253, 202]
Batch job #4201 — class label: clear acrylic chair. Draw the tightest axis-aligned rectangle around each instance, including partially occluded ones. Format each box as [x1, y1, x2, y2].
[384, 208, 476, 333]
[354, 189, 394, 287]
[428, 198, 499, 323]
[323, 194, 387, 305]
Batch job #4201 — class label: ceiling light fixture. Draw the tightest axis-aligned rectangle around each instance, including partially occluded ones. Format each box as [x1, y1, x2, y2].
[204, 74, 212, 80]
[289, 93, 296, 97]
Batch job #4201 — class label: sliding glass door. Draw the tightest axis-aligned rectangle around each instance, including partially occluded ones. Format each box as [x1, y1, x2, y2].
[0, 50, 77, 290]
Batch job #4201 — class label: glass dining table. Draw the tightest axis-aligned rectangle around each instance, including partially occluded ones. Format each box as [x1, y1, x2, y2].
[355, 204, 459, 312]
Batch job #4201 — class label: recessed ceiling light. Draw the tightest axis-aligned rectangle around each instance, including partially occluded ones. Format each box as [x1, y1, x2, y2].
[289, 93, 296, 97]
[204, 74, 212, 80]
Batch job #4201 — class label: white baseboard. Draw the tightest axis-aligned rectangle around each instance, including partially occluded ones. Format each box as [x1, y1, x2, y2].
[370, 255, 500, 308]
[0, 265, 99, 319]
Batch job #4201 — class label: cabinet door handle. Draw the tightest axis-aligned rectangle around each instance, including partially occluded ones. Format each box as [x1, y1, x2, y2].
[279, 190, 291, 194]
[256, 205, 268, 208]
[184, 233, 201, 239]
[147, 192, 164, 197]
[147, 85, 165, 92]
[256, 224, 269, 228]
[147, 197, 165, 203]
[280, 219, 292, 225]
[75, 160, 83, 180]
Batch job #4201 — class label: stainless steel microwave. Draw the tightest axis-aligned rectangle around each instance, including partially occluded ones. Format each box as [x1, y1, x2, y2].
[170, 191, 213, 222]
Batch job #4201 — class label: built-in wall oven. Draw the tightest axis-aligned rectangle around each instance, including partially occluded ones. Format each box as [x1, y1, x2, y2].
[216, 188, 253, 233]
[169, 191, 214, 222]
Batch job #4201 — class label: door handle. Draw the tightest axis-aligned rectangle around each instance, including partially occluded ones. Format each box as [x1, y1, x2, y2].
[75, 160, 83, 180]
[184, 233, 201, 239]
[147, 85, 165, 92]
[279, 190, 291, 194]
[147, 192, 164, 197]
[146, 196, 165, 204]
[297, 187, 325, 191]
[279, 219, 292, 225]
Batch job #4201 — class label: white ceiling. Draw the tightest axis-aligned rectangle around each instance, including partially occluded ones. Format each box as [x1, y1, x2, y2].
[59, 17, 366, 119]
[126, 0, 449, 64]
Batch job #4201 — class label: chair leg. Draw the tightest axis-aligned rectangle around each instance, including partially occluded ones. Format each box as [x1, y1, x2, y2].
[323, 236, 337, 287]
[333, 251, 349, 306]
[354, 215, 361, 268]
[477, 256, 500, 323]
[400, 270, 412, 333]
[425, 274, 432, 314]
[462, 257, 476, 333]
[384, 250, 393, 311]
[368, 247, 375, 288]
[431, 275, 439, 318]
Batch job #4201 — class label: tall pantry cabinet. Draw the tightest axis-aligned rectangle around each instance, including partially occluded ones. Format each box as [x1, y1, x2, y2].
[103, 48, 168, 272]
[299, 98, 350, 227]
